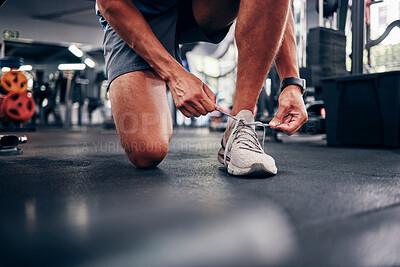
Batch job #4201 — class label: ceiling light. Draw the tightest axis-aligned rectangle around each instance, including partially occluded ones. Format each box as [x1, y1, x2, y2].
[68, 45, 83, 58]
[84, 58, 95, 68]
[58, 63, 86, 71]
[19, 65, 32, 71]
[1, 67, 11, 72]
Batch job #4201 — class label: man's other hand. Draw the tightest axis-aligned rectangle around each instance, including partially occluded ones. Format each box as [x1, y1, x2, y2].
[269, 85, 308, 135]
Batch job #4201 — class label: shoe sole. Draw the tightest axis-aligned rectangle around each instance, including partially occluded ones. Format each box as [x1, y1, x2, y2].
[227, 162, 277, 177]
[219, 147, 277, 177]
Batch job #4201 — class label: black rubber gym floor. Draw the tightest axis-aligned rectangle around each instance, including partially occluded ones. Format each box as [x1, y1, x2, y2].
[1, 127, 400, 266]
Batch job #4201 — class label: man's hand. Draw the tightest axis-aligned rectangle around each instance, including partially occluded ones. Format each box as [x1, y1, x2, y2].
[269, 85, 307, 135]
[167, 69, 216, 118]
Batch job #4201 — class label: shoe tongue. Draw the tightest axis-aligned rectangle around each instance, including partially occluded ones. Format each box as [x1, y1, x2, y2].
[227, 109, 255, 131]
[224, 109, 255, 145]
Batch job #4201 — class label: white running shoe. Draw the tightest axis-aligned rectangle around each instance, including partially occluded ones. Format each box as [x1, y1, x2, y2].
[217, 109, 277, 176]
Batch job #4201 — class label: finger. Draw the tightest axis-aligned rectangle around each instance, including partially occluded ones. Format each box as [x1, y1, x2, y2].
[282, 114, 292, 124]
[199, 99, 216, 113]
[276, 124, 299, 136]
[269, 106, 288, 128]
[184, 104, 201, 117]
[179, 107, 192, 118]
[276, 119, 304, 135]
[202, 84, 217, 108]
[188, 100, 208, 116]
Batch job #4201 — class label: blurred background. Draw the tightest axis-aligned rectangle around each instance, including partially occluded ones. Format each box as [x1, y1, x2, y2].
[0, 0, 399, 147]
[1, 1, 400, 266]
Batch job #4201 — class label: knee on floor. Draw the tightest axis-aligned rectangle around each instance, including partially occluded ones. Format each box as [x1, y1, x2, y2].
[123, 138, 169, 169]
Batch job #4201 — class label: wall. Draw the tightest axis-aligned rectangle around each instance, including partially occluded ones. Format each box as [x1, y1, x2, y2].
[0, 0, 103, 50]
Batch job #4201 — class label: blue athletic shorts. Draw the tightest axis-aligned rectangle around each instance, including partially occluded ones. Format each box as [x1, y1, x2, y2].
[98, 1, 231, 85]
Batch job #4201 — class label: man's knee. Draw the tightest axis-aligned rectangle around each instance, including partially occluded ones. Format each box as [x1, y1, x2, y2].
[123, 137, 169, 169]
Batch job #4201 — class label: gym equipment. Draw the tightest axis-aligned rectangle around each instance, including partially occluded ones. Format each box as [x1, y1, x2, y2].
[0, 135, 26, 148]
[315, 0, 338, 18]
[63, 71, 87, 127]
[0, 92, 35, 122]
[0, 70, 28, 93]
[322, 71, 400, 147]
[0, 134, 27, 156]
[351, 0, 364, 74]
[0, 57, 36, 131]
[306, 27, 348, 99]
[0, 57, 23, 69]
[299, 101, 326, 135]
[0, 57, 27, 94]
[32, 73, 63, 127]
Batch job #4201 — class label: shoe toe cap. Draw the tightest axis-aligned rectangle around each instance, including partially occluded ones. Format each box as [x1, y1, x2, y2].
[232, 149, 277, 173]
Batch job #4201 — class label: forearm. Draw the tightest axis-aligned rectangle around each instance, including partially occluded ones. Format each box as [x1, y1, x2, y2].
[274, 8, 299, 81]
[270, 9, 307, 133]
[97, 0, 184, 81]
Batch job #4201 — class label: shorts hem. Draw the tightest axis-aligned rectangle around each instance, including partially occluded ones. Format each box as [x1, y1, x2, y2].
[107, 65, 153, 89]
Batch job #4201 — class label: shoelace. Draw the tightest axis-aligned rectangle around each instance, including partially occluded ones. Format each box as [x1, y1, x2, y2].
[216, 108, 270, 167]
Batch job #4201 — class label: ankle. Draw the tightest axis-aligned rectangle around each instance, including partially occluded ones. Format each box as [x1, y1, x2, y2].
[231, 107, 256, 116]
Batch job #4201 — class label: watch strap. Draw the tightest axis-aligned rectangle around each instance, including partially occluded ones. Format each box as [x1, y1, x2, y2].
[281, 77, 306, 94]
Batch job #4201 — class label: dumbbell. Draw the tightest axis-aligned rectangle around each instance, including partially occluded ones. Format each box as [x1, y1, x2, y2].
[0, 135, 27, 149]
[0, 134, 27, 156]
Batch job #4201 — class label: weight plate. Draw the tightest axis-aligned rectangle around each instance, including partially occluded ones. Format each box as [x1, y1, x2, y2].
[0, 70, 28, 93]
[2, 92, 35, 122]
[0, 96, 4, 119]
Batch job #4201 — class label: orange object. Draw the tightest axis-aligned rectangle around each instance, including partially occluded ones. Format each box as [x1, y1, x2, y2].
[0, 92, 35, 122]
[0, 70, 28, 93]
[320, 107, 326, 118]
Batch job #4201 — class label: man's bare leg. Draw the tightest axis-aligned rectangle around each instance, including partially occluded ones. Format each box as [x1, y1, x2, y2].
[194, 0, 306, 131]
[231, 0, 291, 115]
[109, 70, 173, 168]
[193, 0, 302, 175]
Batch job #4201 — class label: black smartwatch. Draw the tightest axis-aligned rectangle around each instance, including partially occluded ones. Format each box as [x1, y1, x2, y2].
[281, 77, 306, 95]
